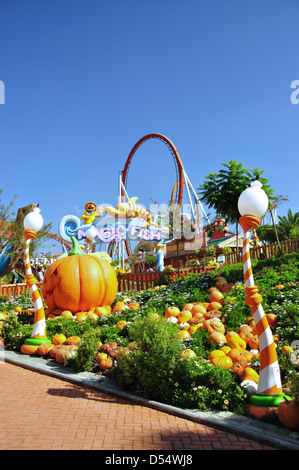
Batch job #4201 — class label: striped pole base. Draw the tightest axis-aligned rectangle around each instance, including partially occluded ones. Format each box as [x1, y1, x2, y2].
[20, 230, 51, 354]
[248, 393, 291, 420]
[239, 215, 289, 419]
[20, 337, 52, 355]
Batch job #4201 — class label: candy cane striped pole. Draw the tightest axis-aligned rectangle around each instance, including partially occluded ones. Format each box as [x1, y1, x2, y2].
[239, 215, 282, 395]
[24, 230, 47, 339]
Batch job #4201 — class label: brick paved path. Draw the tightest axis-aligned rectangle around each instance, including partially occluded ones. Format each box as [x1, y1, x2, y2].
[0, 362, 275, 450]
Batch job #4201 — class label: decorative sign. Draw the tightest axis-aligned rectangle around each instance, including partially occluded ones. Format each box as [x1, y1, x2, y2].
[58, 214, 165, 245]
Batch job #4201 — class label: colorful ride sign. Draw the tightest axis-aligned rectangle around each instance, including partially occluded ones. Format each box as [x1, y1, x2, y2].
[58, 214, 166, 245]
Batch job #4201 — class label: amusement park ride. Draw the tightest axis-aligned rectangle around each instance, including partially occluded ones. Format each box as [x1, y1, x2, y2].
[0, 133, 212, 276]
[57, 133, 211, 269]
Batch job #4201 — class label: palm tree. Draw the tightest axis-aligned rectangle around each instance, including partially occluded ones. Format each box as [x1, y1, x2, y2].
[277, 209, 299, 239]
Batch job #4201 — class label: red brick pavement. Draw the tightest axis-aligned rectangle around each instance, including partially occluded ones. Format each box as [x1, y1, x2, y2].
[0, 362, 275, 450]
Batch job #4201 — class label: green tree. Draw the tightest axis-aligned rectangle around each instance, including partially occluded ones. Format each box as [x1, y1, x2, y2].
[255, 224, 277, 244]
[0, 190, 52, 276]
[197, 160, 274, 257]
[277, 209, 299, 240]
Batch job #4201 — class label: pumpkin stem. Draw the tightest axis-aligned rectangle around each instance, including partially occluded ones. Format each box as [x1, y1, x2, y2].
[68, 237, 85, 256]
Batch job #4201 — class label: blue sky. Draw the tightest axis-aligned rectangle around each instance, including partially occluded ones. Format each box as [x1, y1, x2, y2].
[0, 0, 298, 254]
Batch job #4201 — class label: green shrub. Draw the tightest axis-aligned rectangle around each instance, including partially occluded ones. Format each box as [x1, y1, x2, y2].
[1, 312, 32, 350]
[170, 357, 247, 413]
[114, 312, 183, 400]
[68, 328, 102, 372]
[289, 370, 299, 403]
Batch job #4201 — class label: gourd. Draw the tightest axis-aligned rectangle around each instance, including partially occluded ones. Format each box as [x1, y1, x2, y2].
[42, 237, 117, 313]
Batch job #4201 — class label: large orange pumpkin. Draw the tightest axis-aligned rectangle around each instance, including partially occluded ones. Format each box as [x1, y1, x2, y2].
[42, 237, 117, 313]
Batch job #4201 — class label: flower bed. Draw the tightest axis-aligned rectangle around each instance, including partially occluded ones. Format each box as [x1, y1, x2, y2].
[0, 253, 298, 424]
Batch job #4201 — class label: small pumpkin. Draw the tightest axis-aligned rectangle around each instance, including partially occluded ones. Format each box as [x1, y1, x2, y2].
[227, 334, 247, 350]
[52, 334, 67, 346]
[128, 302, 140, 310]
[98, 356, 113, 370]
[36, 343, 55, 356]
[228, 348, 249, 363]
[188, 324, 202, 335]
[215, 280, 227, 289]
[281, 345, 293, 355]
[179, 349, 197, 360]
[75, 312, 88, 322]
[240, 367, 259, 384]
[203, 318, 225, 335]
[177, 310, 192, 324]
[220, 345, 231, 354]
[63, 336, 81, 345]
[278, 397, 299, 430]
[87, 312, 98, 321]
[249, 335, 259, 350]
[20, 344, 39, 355]
[212, 355, 233, 369]
[207, 310, 221, 319]
[207, 301, 223, 312]
[191, 304, 207, 316]
[42, 236, 117, 313]
[178, 330, 191, 341]
[209, 290, 224, 303]
[164, 306, 180, 318]
[97, 352, 108, 363]
[55, 345, 78, 365]
[49, 344, 68, 358]
[100, 342, 118, 355]
[232, 361, 249, 376]
[60, 310, 73, 318]
[237, 325, 252, 337]
[208, 332, 227, 345]
[208, 349, 226, 362]
[113, 302, 128, 314]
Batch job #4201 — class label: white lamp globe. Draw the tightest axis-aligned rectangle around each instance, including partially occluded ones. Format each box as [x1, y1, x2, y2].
[85, 226, 97, 240]
[24, 207, 44, 232]
[238, 180, 269, 218]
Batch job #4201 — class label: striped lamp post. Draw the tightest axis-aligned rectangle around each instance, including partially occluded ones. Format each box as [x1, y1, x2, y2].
[238, 180, 287, 418]
[21, 206, 51, 354]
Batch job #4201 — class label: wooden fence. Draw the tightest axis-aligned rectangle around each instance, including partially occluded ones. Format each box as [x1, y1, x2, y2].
[1, 238, 298, 296]
[0, 281, 43, 299]
[224, 238, 299, 265]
